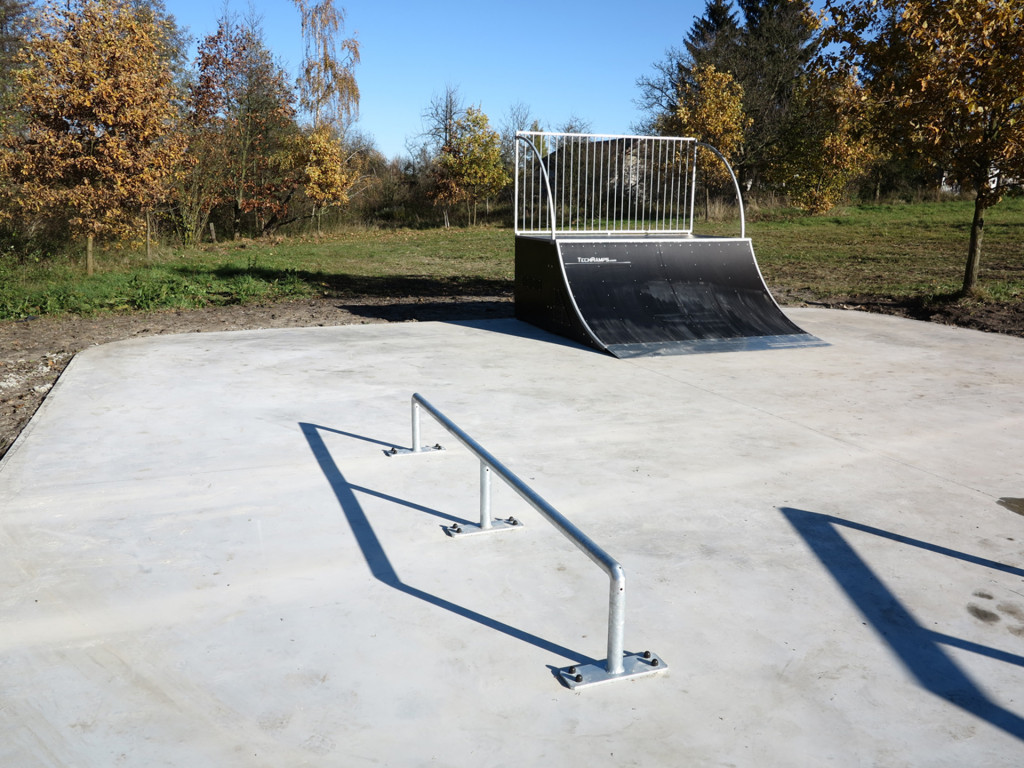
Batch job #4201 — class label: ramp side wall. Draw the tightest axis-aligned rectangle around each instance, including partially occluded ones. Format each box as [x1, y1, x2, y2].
[514, 236, 604, 352]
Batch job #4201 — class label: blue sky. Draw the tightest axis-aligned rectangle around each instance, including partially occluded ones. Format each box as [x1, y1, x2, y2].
[164, 0, 711, 159]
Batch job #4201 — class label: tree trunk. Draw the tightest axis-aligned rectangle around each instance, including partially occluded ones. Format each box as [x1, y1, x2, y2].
[962, 194, 986, 296]
[86, 235, 94, 276]
[146, 211, 152, 260]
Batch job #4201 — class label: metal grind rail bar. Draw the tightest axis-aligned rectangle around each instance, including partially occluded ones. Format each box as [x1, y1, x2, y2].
[395, 393, 666, 689]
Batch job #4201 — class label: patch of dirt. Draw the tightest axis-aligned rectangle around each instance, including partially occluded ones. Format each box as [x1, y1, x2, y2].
[0, 295, 513, 461]
[774, 288, 1024, 339]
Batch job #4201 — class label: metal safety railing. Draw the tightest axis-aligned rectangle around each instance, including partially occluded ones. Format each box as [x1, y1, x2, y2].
[389, 393, 666, 689]
[514, 130, 745, 239]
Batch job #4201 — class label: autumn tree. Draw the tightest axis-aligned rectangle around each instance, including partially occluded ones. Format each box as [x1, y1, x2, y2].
[821, 0, 1024, 295]
[182, 11, 303, 240]
[295, 0, 358, 130]
[0, 0, 182, 264]
[676, 64, 750, 216]
[303, 123, 360, 232]
[294, 0, 360, 231]
[224, 13, 302, 237]
[765, 69, 874, 213]
[432, 106, 509, 227]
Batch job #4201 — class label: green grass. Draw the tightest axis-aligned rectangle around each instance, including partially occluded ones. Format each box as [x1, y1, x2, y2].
[746, 198, 1024, 305]
[0, 226, 515, 319]
[1, 199, 1021, 321]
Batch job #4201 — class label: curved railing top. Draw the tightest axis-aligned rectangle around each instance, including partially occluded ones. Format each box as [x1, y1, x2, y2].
[514, 131, 745, 240]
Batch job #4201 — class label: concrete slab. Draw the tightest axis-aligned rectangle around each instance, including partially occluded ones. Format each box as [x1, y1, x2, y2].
[2, 308, 1023, 766]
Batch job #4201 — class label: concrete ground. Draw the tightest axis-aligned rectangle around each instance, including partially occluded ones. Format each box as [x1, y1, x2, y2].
[2, 308, 1023, 767]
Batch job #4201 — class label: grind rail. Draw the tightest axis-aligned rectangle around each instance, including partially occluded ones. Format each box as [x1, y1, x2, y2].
[388, 393, 667, 689]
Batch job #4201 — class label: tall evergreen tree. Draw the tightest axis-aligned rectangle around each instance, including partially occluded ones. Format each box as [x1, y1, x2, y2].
[684, 0, 741, 70]
[637, 0, 819, 190]
[732, 0, 818, 186]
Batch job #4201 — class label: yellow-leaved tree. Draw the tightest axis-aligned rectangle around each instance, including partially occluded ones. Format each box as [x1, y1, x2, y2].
[822, 0, 1024, 295]
[0, 0, 182, 268]
[433, 106, 509, 227]
[294, 0, 360, 233]
[766, 68, 875, 213]
[676, 64, 751, 217]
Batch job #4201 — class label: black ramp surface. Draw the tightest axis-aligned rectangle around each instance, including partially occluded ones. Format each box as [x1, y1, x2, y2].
[514, 236, 825, 357]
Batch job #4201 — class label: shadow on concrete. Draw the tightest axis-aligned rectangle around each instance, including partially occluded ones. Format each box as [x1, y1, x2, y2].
[781, 507, 1024, 742]
[445, 318, 596, 353]
[337, 299, 514, 324]
[300, 422, 596, 665]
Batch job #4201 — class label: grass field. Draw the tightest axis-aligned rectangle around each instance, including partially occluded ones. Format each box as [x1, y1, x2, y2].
[1, 198, 1021, 321]
[751, 198, 1024, 305]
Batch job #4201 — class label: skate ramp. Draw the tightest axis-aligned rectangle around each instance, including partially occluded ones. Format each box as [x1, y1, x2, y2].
[515, 235, 826, 357]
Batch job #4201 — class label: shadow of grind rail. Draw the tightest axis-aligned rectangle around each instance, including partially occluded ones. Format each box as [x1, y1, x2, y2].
[781, 507, 1024, 742]
[386, 393, 668, 690]
[299, 423, 595, 668]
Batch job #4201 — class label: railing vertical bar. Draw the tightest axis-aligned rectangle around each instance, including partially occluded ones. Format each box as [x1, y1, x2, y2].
[690, 141, 698, 235]
[514, 136, 520, 233]
[678, 141, 685, 233]
[528, 148, 536, 234]
[598, 140, 605, 232]
[655, 138, 663, 230]
[585, 137, 593, 231]
[412, 399, 421, 453]
[682, 140, 689, 232]
[480, 462, 492, 529]
[566, 135, 571, 233]
[608, 577, 625, 675]
[668, 142, 676, 232]
[573, 137, 579, 232]
[614, 140, 622, 231]
[679, 141, 686, 233]
[644, 138, 650, 229]
[588, 139, 595, 231]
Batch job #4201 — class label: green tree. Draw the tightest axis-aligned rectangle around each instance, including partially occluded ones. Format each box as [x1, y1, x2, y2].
[731, 0, 818, 187]
[0, 0, 182, 262]
[821, 0, 1024, 295]
[685, 0, 741, 77]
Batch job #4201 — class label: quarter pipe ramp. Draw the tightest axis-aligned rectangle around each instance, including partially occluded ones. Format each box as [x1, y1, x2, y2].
[515, 235, 826, 357]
